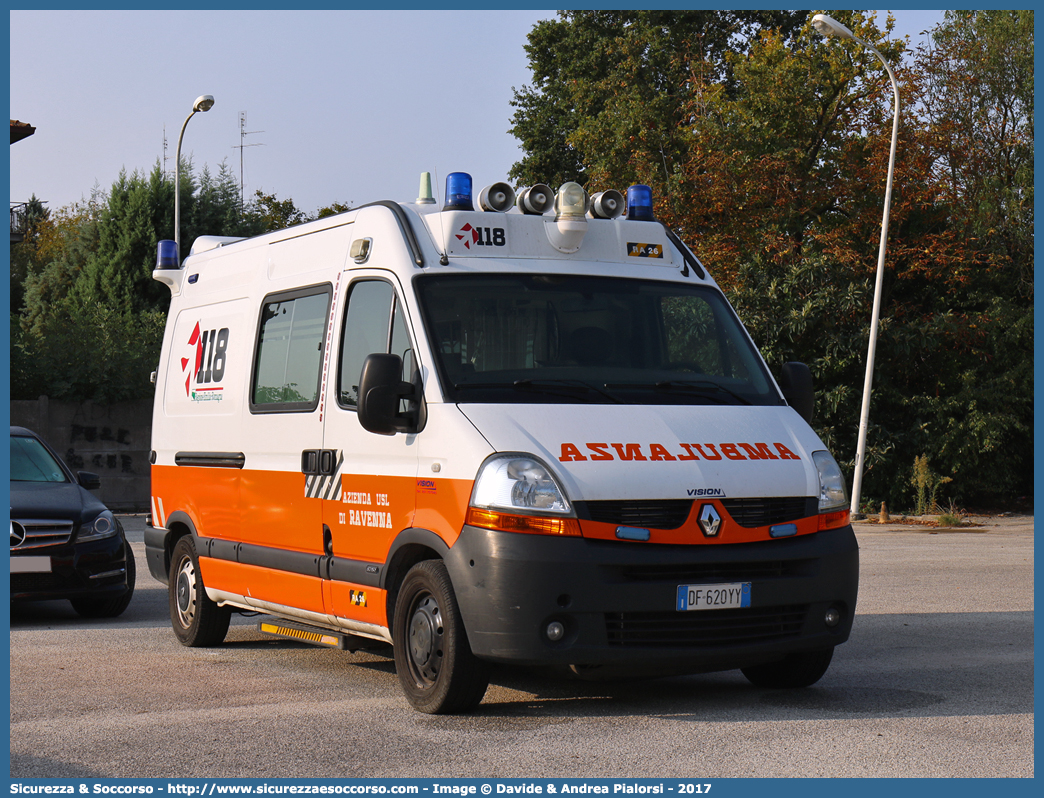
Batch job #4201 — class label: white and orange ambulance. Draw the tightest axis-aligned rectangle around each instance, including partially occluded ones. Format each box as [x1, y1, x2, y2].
[145, 173, 858, 713]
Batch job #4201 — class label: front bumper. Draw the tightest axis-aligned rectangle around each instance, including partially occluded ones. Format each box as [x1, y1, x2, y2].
[144, 522, 171, 584]
[444, 524, 859, 672]
[10, 531, 132, 603]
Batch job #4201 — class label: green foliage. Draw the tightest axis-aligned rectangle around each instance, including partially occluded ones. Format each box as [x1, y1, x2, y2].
[250, 189, 311, 232]
[508, 10, 809, 190]
[728, 252, 870, 458]
[921, 10, 1034, 299]
[317, 201, 352, 220]
[13, 161, 260, 403]
[936, 500, 964, 527]
[9, 195, 50, 312]
[911, 454, 952, 515]
[12, 306, 166, 405]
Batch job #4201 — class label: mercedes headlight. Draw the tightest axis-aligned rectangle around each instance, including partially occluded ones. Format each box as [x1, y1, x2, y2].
[79, 510, 118, 541]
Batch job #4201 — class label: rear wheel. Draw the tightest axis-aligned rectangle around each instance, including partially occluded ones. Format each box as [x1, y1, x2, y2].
[71, 542, 136, 618]
[169, 535, 231, 647]
[741, 647, 835, 688]
[393, 559, 490, 714]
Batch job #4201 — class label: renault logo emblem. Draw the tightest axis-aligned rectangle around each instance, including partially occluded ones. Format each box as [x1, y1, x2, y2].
[698, 504, 722, 537]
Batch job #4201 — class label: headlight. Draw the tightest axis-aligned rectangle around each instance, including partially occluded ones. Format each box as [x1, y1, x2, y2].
[79, 510, 118, 541]
[812, 451, 848, 512]
[470, 454, 572, 515]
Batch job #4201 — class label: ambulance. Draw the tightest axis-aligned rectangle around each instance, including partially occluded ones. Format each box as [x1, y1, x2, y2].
[145, 172, 858, 714]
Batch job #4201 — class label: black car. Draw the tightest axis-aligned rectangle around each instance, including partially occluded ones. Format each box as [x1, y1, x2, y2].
[10, 426, 135, 617]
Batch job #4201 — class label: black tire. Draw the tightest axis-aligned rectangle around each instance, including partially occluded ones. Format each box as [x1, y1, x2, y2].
[392, 559, 490, 714]
[168, 535, 231, 647]
[741, 647, 835, 688]
[71, 541, 136, 618]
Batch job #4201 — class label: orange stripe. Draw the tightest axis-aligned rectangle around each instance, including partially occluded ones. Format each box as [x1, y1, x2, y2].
[328, 581, 387, 627]
[241, 468, 323, 552]
[330, 473, 416, 561]
[577, 500, 821, 544]
[413, 476, 474, 546]
[151, 464, 239, 539]
[200, 557, 326, 614]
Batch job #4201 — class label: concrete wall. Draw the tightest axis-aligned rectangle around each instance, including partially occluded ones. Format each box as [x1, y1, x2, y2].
[11, 396, 152, 512]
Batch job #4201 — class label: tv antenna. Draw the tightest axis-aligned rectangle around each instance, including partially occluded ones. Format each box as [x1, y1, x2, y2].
[162, 125, 169, 178]
[233, 111, 264, 204]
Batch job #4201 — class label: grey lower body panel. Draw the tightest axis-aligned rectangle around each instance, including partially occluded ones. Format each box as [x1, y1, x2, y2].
[445, 524, 859, 672]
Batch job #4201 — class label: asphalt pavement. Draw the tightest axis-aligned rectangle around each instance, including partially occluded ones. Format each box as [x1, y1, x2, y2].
[8, 513, 1034, 779]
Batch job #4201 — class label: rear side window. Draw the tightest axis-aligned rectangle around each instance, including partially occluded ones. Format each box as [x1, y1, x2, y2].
[250, 285, 331, 412]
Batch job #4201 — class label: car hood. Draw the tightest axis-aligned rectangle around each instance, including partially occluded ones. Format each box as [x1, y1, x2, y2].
[457, 403, 827, 502]
[10, 482, 106, 521]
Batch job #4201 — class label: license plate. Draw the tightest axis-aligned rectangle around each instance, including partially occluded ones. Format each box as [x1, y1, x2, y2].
[10, 556, 52, 574]
[677, 582, 751, 611]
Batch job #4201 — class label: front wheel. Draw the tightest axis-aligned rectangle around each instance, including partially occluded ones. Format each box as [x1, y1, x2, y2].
[741, 647, 835, 688]
[393, 559, 490, 714]
[168, 535, 231, 647]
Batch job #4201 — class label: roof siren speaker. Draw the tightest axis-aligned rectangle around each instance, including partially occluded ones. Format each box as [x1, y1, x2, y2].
[478, 182, 516, 212]
[589, 190, 625, 219]
[517, 184, 554, 215]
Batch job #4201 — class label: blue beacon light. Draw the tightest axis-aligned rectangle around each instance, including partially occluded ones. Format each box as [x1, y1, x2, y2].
[156, 239, 180, 269]
[444, 172, 474, 211]
[625, 184, 656, 221]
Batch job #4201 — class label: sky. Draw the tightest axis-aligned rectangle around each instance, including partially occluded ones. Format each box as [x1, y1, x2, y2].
[10, 8, 946, 218]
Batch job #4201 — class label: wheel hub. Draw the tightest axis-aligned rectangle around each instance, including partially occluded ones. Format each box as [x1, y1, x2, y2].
[175, 559, 196, 626]
[407, 595, 443, 683]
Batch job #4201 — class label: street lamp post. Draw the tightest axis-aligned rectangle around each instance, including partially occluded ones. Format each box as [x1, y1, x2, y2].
[812, 14, 899, 517]
[174, 94, 215, 256]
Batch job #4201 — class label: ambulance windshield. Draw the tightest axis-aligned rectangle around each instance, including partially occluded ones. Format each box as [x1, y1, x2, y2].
[416, 274, 781, 407]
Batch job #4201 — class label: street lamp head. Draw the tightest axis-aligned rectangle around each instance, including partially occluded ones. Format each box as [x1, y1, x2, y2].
[176, 94, 216, 250]
[812, 14, 855, 41]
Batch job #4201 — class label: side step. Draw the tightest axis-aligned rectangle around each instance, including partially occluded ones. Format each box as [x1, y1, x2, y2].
[257, 618, 386, 652]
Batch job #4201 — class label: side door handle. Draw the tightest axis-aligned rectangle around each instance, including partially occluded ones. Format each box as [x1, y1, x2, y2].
[301, 449, 338, 476]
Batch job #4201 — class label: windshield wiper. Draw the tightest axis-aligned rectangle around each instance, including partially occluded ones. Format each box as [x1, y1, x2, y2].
[453, 379, 624, 404]
[514, 378, 625, 404]
[604, 380, 753, 406]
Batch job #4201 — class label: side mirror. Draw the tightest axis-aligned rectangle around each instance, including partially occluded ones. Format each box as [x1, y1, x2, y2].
[357, 353, 422, 435]
[78, 471, 102, 491]
[779, 362, 814, 424]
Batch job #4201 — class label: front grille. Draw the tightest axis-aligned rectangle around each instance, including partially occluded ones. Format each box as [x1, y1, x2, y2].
[580, 500, 693, 530]
[720, 497, 813, 528]
[619, 559, 816, 583]
[11, 519, 74, 550]
[606, 604, 808, 648]
[579, 498, 816, 530]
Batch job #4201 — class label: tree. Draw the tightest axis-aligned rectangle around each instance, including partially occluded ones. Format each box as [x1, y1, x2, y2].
[9, 195, 51, 312]
[919, 10, 1033, 300]
[13, 161, 260, 402]
[317, 200, 352, 219]
[249, 189, 311, 232]
[508, 10, 809, 190]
